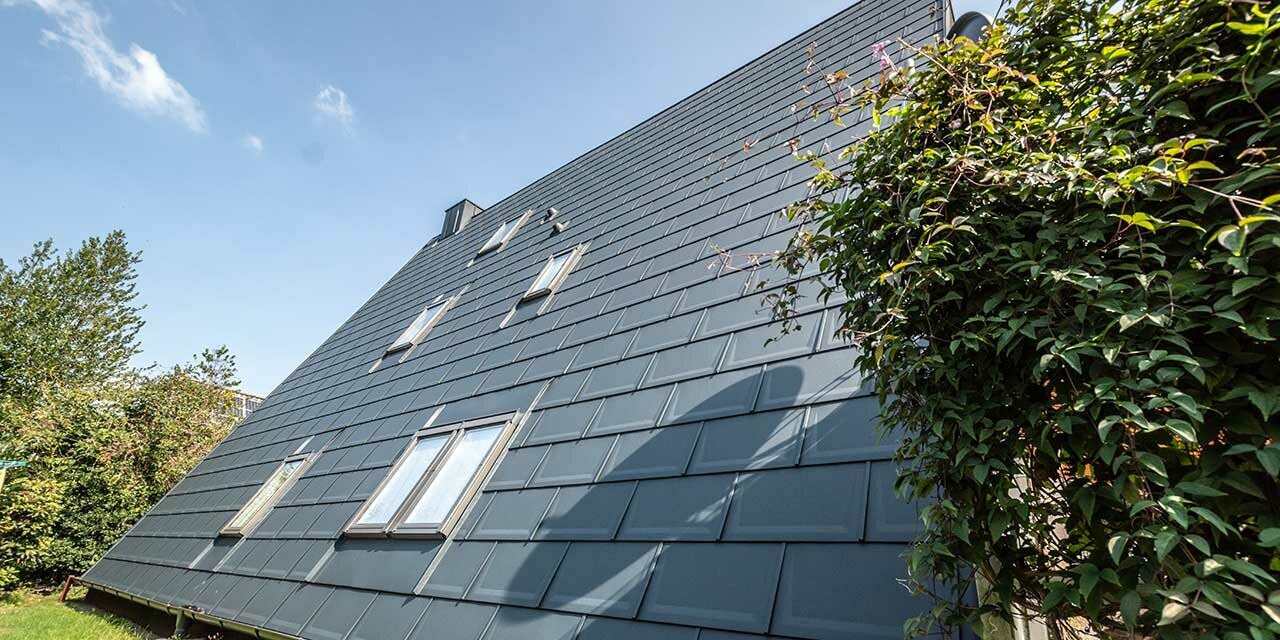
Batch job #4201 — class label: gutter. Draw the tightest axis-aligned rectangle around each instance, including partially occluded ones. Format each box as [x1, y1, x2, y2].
[77, 576, 301, 640]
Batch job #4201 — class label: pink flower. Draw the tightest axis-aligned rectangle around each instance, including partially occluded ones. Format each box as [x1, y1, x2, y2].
[871, 41, 893, 68]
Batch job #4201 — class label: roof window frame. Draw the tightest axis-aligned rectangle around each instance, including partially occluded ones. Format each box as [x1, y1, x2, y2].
[385, 293, 460, 355]
[218, 451, 316, 537]
[477, 210, 532, 256]
[522, 244, 587, 301]
[343, 412, 521, 540]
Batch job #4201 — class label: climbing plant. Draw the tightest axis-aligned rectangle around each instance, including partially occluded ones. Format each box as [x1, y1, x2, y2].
[775, 0, 1280, 636]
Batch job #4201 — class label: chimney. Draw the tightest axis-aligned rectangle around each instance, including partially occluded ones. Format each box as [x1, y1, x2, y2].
[442, 199, 484, 237]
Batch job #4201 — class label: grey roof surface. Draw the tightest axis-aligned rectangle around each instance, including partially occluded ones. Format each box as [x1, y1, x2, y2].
[84, 1, 953, 638]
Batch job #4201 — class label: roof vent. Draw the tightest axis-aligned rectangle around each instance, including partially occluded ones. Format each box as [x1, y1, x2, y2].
[442, 199, 484, 237]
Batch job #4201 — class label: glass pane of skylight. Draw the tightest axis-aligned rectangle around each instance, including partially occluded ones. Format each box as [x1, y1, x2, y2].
[226, 457, 305, 530]
[401, 425, 503, 526]
[390, 300, 448, 350]
[356, 434, 448, 525]
[480, 218, 516, 253]
[530, 251, 573, 293]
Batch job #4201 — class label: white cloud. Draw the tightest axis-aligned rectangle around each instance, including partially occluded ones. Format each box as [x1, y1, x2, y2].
[243, 133, 263, 154]
[5, 0, 207, 133]
[313, 84, 354, 131]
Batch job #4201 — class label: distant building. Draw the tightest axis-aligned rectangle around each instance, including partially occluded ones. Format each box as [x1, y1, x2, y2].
[230, 391, 264, 421]
[82, 3, 968, 639]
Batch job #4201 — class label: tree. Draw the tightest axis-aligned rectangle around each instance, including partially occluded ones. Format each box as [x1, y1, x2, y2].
[0, 234, 240, 591]
[775, 0, 1279, 637]
[0, 231, 143, 402]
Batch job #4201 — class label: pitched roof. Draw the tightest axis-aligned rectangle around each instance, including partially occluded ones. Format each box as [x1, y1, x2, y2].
[83, 1, 951, 638]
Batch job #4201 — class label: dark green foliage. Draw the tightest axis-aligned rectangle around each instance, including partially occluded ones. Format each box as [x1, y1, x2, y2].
[0, 234, 239, 591]
[0, 231, 143, 401]
[777, 0, 1280, 636]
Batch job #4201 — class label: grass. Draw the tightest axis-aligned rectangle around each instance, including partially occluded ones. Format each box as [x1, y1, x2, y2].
[0, 588, 155, 640]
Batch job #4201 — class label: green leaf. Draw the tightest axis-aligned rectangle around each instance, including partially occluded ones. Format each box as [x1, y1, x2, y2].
[1120, 590, 1141, 629]
[1078, 564, 1100, 599]
[1215, 225, 1246, 255]
[1227, 21, 1266, 35]
[1260, 528, 1280, 548]
[1264, 604, 1280, 625]
[1257, 447, 1280, 477]
[1167, 391, 1204, 421]
[1191, 507, 1235, 536]
[1156, 529, 1180, 561]
[1108, 533, 1129, 564]
[1178, 481, 1226, 497]
[1248, 389, 1280, 420]
[1159, 601, 1190, 626]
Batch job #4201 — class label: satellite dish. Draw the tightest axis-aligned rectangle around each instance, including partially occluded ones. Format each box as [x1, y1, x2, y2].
[948, 11, 992, 41]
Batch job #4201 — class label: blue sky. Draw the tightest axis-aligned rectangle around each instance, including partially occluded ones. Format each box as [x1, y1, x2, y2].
[0, 0, 1000, 397]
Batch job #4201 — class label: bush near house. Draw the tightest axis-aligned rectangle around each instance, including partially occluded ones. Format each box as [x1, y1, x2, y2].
[0, 232, 240, 591]
[777, 0, 1279, 637]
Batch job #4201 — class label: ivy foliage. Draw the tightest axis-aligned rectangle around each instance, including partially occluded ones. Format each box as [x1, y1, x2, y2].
[778, 0, 1280, 636]
[0, 234, 240, 591]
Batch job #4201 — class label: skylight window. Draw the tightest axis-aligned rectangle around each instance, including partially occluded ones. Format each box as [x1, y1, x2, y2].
[345, 413, 520, 538]
[220, 453, 313, 536]
[523, 245, 586, 300]
[478, 211, 531, 255]
[387, 296, 455, 353]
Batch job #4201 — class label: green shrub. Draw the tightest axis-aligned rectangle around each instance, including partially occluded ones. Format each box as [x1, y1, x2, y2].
[0, 234, 240, 589]
[778, 0, 1280, 636]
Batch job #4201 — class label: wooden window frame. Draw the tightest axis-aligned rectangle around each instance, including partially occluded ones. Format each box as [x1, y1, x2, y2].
[477, 210, 532, 256]
[521, 244, 586, 301]
[344, 412, 520, 540]
[219, 452, 315, 537]
[385, 294, 459, 355]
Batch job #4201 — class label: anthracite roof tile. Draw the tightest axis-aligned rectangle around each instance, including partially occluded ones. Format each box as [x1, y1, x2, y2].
[618, 475, 733, 541]
[723, 463, 869, 542]
[662, 367, 763, 425]
[865, 459, 925, 542]
[472, 488, 557, 540]
[771, 543, 925, 640]
[626, 312, 702, 357]
[312, 538, 442, 593]
[265, 583, 332, 636]
[567, 330, 635, 370]
[799, 397, 896, 465]
[585, 386, 672, 437]
[408, 600, 496, 640]
[687, 408, 804, 474]
[237, 579, 297, 627]
[486, 445, 548, 491]
[722, 318, 819, 370]
[598, 424, 700, 482]
[578, 617, 699, 640]
[533, 482, 636, 541]
[466, 541, 569, 607]
[639, 543, 784, 633]
[577, 356, 653, 401]
[421, 541, 496, 599]
[528, 437, 615, 487]
[210, 574, 264, 619]
[542, 542, 658, 617]
[481, 607, 580, 640]
[85, 1, 950, 637]
[645, 335, 730, 386]
[347, 593, 431, 640]
[614, 291, 683, 332]
[755, 351, 868, 411]
[259, 539, 320, 578]
[531, 373, 592, 412]
[299, 587, 376, 640]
